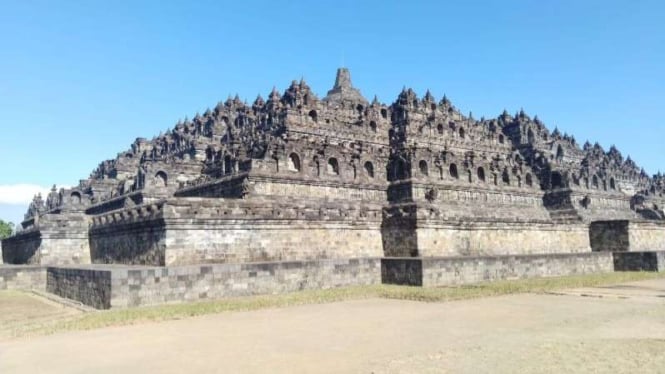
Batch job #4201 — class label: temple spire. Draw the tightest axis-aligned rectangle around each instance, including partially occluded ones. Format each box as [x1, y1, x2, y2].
[333, 68, 353, 90]
[323, 68, 367, 105]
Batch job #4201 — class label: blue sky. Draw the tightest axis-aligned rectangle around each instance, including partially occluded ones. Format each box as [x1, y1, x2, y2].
[1, 0, 664, 225]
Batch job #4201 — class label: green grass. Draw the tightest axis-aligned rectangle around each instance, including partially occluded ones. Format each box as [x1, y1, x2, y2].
[6, 271, 665, 338]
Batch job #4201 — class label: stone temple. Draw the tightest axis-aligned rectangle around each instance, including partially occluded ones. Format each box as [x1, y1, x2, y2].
[2, 69, 664, 308]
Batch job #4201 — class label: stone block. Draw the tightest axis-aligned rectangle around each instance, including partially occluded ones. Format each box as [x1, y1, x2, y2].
[613, 251, 665, 272]
[382, 252, 613, 287]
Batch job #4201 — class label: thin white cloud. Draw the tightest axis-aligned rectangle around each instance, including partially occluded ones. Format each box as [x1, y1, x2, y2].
[0, 184, 64, 205]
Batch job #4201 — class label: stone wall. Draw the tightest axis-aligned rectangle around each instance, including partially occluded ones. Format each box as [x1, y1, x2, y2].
[85, 192, 145, 215]
[90, 220, 167, 265]
[39, 213, 91, 265]
[9, 68, 665, 269]
[381, 199, 591, 257]
[416, 223, 591, 257]
[587, 220, 665, 252]
[412, 185, 551, 221]
[40, 235, 91, 265]
[2, 230, 42, 264]
[175, 173, 248, 198]
[89, 197, 384, 266]
[165, 223, 383, 265]
[0, 265, 46, 291]
[381, 222, 417, 257]
[628, 221, 665, 252]
[1, 212, 90, 266]
[47, 267, 112, 309]
[382, 252, 614, 287]
[571, 191, 636, 223]
[252, 179, 387, 202]
[45, 258, 381, 309]
[589, 220, 629, 251]
[613, 251, 665, 272]
[544, 190, 636, 224]
[89, 200, 167, 265]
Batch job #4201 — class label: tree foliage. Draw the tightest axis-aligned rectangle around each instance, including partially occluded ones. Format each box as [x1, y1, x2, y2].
[0, 219, 14, 240]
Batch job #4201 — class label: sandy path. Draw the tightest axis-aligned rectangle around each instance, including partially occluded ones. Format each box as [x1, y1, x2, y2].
[1, 280, 665, 373]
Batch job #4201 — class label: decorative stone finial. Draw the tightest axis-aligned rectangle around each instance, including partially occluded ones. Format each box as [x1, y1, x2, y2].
[323, 68, 367, 105]
[334, 68, 352, 89]
[423, 90, 435, 104]
[440, 94, 451, 107]
[253, 94, 265, 106]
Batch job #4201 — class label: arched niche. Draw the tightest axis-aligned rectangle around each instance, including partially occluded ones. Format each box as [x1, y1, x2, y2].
[364, 161, 374, 178]
[556, 145, 564, 160]
[308, 110, 318, 122]
[70, 191, 81, 205]
[502, 169, 510, 185]
[477, 167, 486, 182]
[419, 160, 428, 176]
[449, 163, 459, 179]
[327, 158, 339, 175]
[155, 171, 168, 187]
[551, 171, 564, 189]
[288, 153, 301, 172]
[224, 155, 233, 175]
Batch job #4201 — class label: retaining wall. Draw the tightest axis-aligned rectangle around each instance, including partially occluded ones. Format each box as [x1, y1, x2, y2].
[47, 267, 113, 309]
[1, 213, 90, 265]
[613, 251, 665, 272]
[88, 199, 384, 266]
[1, 230, 42, 264]
[0, 265, 46, 291]
[4, 251, 661, 310]
[47, 258, 381, 309]
[382, 252, 614, 287]
[628, 222, 665, 252]
[590, 220, 630, 251]
[416, 224, 592, 257]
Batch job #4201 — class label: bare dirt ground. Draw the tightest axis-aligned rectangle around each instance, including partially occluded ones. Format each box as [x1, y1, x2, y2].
[1, 279, 665, 373]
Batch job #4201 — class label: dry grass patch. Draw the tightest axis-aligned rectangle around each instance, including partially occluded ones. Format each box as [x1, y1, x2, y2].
[0, 291, 83, 339]
[377, 271, 665, 302]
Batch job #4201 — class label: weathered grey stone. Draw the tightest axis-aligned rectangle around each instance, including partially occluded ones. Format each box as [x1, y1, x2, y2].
[613, 251, 665, 272]
[4, 68, 664, 266]
[382, 252, 614, 287]
[590, 220, 665, 252]
[0, 265, 46, 291]
[44, 258, 380, 309]
[1, 68, 664, 305]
